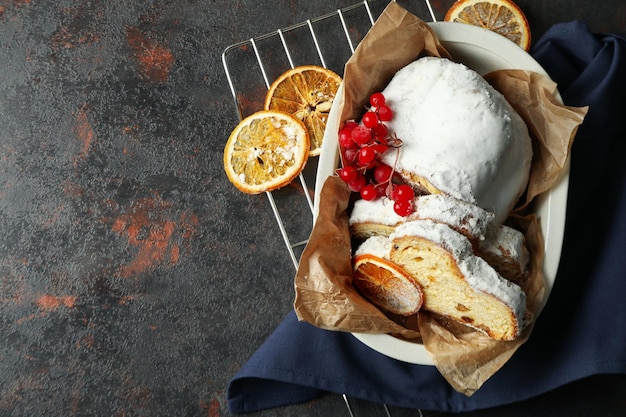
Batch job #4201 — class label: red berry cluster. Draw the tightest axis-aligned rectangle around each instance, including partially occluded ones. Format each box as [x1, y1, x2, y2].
[337, 92, 415, 217]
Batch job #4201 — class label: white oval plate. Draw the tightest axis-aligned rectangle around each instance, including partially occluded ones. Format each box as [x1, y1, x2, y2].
[314, 22, 568, 365]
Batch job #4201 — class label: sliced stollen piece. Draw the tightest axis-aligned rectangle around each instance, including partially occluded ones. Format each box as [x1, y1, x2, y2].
[410, 194, 495, 243]
[349, 197, 402, 241]
[389, 220, 527, 341]
[353, 236, 423, 316]
[476, 223, 530, 285]
[349, 193, 495, 242]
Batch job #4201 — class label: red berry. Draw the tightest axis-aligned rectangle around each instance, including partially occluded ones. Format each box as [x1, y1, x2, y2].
[351, 125, 372, 145]
[370, 92, 386, 107]
[338, 166, 358, 183]
[361, 111, 379, 128]
[393, 199, 414, 217]
[343, 120, 358, 130]
[370, 143, 389, 154]
[373, 163, 393, 183]
[339, 122, 356, 136]
[342, 147, 358, 164]
[339, 129, 356, 149]
[391, 184, 415, 202]
[358, 146, 376, 166]
[339, 122, 357, 147]
[371, 123, 388, 142]
[360, 184, 377, 201]
[375, 184, 388, 197]
[348, 175, 366, 192]
[377, 104, 393, 121]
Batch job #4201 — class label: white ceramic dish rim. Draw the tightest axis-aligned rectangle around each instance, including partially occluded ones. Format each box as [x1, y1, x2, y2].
[313, 21, 568, 365]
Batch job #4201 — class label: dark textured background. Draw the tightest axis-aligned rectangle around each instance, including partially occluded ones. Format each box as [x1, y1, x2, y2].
[0, 0, 624, 416]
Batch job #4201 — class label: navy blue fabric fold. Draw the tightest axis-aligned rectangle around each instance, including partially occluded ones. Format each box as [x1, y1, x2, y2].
[227, 21, 626, 414]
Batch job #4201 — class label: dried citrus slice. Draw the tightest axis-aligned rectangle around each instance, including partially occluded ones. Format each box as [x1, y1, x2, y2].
[353, 254, 423, 316]
[223, 110, 310, 194]
[444, 0, 531, 51]
[265, 65, 342, 157]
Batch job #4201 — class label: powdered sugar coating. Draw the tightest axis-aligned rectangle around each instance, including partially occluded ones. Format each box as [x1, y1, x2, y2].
[480, 224, 528, 259]
[379, 57, 532, 223]
[349, 194, 495, 241]
[349, 197, 404, 227]
[354, 235, 392, 259]
[413, 194, 494, 241]
[392, 220, 472, 259]
[478, 223, 529, 280]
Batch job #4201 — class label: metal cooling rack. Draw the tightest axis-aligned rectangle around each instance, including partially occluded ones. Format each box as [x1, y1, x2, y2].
[222, 1, 442, 415]
[222, 0, 438, 269]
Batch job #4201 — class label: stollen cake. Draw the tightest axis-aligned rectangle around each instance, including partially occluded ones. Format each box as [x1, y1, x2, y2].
[349, 197, 401, 241]
[379, 57, 533, 223]
[352, 235, 424, 316]
[476, 223, 530, 285]
[349, 193, 495, 243]
[354, 234, 393, 258]
[389, 220, 528, 341]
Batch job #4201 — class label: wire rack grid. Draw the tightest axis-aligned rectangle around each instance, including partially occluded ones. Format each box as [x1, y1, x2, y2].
[222, 0, 439, 270]
[222, 2, 442, 415]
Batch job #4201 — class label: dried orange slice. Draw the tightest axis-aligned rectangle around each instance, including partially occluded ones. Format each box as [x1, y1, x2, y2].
[444, 0, 531, 51]
[223, 110, 310, 194]
[353, 254, 423, 316]
[265, 65, 342, 157]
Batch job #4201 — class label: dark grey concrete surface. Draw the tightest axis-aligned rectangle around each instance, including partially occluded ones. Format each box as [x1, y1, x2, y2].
[0, 0, 624, 416]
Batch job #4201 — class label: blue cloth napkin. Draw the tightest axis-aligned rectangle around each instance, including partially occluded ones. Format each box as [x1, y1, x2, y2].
[227, 21, 626, 414]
